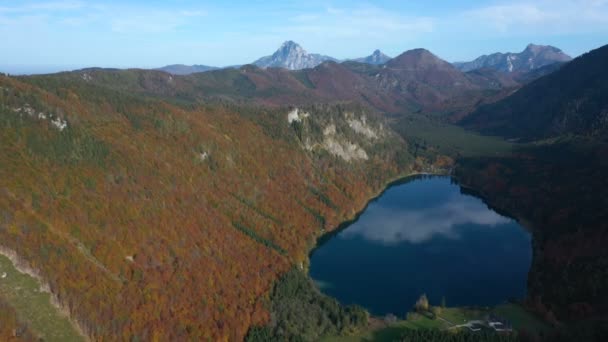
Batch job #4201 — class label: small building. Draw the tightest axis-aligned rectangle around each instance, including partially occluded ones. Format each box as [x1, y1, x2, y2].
[467, 323, 483, 332]
[487, 314, 513, 332]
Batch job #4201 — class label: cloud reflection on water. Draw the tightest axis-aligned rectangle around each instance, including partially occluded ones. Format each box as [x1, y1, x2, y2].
[341, 195, 510, 244]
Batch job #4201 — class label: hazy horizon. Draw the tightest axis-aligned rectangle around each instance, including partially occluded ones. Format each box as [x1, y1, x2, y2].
[1, 0, 607, 74]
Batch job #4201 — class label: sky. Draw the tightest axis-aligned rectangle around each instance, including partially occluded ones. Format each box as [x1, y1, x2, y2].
[1, 0, 607, 74]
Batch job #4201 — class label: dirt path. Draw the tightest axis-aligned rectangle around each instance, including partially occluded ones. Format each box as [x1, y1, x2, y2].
[436, 315, 455, 327]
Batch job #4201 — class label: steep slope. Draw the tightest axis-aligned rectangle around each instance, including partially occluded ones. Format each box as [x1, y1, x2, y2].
[0, 73, 428, 340]
[384, 49, 479, 98]
[253, 41, 337, 70]
[351, 49, 391, 65]
[461, 44, 608, 140]
[465, 68, 520, 90]
[456, 139, 608, 325]
[511, 61, 567, 84]
[454, 44, 572, 73]
[155, 64, 219, 75]
[385, 48, 472, 87]
[456, 44, 608, 327]
[0, 298, 36, 341]
[374, 48, 495, 114]
[304, 62, 402, 112]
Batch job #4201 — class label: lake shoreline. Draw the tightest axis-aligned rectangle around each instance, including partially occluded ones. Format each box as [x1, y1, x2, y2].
[457, 182, 536, 234]
[308, 173, 532, 320]
[307, 172, 445, 259]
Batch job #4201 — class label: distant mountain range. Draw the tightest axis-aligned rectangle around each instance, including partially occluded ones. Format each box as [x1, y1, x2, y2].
[351, 49, 391, 65]
[461, 44, 607, 140]
[156, 64, 219, 75]
[454, 44, 572, 73]
[253, 42, 394, 70]
[156, 42, 571, 76]
[156, 41, 393, 74]
[82, 46, 558, 120]
[80, 41, 577, 122]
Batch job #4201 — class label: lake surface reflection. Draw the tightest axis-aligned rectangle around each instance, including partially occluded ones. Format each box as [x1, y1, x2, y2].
[309, 176, 531, 316]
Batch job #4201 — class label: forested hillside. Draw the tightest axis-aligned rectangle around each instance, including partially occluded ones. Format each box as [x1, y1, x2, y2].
[2, 40, 606, 340]
[461, 44, 608, 140]
[0, 72, 450, 340]
[455, 139, 608, 339]
[454, 45, 608, 341]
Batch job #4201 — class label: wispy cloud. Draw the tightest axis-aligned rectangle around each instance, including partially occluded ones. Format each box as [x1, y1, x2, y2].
[109, 9, 207, 34]
[341, 195, 511, 245]
[0, 0, 606, 71]
[27, 0, 84, 11]
[180, 10, 206, 17]
[0, 1, 208, 34]
[0, 1, 84, 13]
[282, 4, 434, 40]
[464, 0, 608, 34]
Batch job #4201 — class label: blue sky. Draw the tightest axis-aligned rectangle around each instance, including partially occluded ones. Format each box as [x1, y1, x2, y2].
[1, 0, 607, 74]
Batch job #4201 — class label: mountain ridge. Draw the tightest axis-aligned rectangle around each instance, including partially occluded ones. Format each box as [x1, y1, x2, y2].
[351, 49, 391, 65]
[155, 64, 219, 75]
[454, 44, 572, 73]
[45, 46, 555, 120]
[461, 44, 608, 140]
[154, 42, 571, 75]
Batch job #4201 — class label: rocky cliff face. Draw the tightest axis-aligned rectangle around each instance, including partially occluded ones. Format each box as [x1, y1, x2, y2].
[454, 44, 571, 73]
[253, 41, 337, 70]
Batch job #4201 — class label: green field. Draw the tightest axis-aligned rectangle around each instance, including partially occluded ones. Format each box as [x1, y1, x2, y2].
[493, 304, 551, 335]
[322, 312, 448, 342]
[323, 305, 550, 342]
[0, 254, 84, 342]
[392, 114, 514, 158]
[439, 307, 484, 325]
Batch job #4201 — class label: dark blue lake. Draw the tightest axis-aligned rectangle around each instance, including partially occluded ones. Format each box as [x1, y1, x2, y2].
[309, 176, 531, 317]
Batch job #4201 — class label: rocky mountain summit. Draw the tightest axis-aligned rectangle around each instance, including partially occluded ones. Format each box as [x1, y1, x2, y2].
[352, 49, 391, 65]
[253, 41, 337, 70]
[454, 44, 572, 73]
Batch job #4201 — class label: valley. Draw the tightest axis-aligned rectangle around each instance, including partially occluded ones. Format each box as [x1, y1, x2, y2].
[0, 37, 607, 341]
